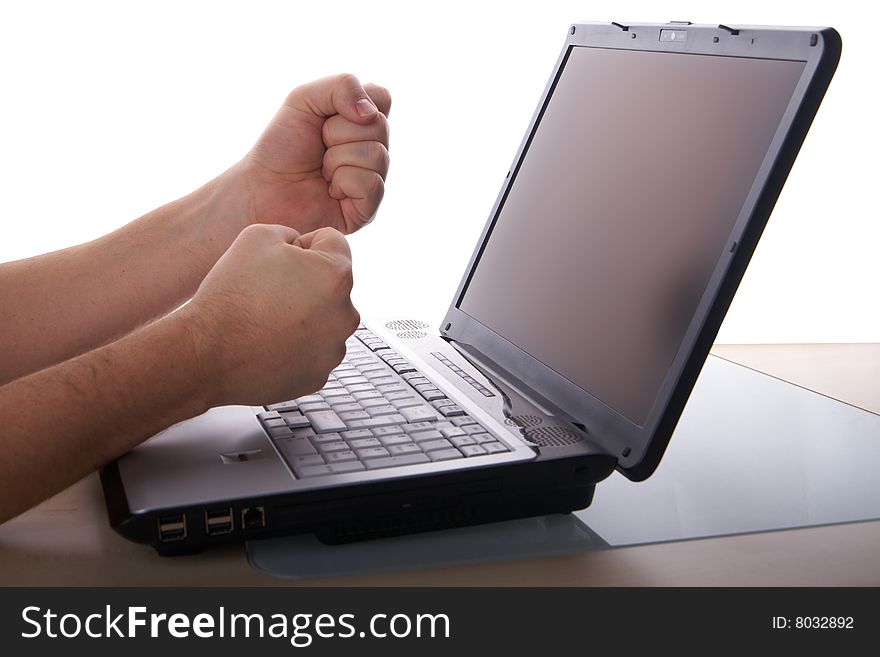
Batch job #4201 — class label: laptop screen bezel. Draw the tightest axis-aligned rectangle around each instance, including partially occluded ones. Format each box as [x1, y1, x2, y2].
[439, 22, 840, 480]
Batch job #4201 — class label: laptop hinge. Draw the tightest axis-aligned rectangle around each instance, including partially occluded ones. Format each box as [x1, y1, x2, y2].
[444, 337, 593, 439]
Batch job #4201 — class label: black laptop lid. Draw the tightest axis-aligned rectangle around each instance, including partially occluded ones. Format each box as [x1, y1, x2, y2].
[441, 22, 841, 480]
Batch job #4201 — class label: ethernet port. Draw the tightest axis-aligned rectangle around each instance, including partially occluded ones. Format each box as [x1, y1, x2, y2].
[158, 514, 187, 542]
[241, 506, 266, 531]
[205, 507, 234, 536]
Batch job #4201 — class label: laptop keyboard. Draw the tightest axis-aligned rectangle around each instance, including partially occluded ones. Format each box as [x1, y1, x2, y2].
[256, 327, 510, 479]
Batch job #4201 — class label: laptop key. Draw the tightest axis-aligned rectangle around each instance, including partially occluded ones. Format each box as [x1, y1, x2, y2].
[316, 440, 349, 453]
[290, 454, 326, 467]
[371, 425, 405, 437]
[346, 415, 406, 430]
[450, 436, 476, 448]
[391, 396, 423, 410]
[429, 448, 464, 462]
[327, 460, 366, 474]
[411, 429, 444, 442]
[332, 394, 358, 405]
[281, 412, 312, 429]
[451, 415, 478, 426]
[470, 432, 497, 444]
[385, 390, 414, 401]
[324, 450, 358, 463]
[294, 464, 333, 477]
[482, 442, 508, 454]
[331, 403, 363, 414]
[439, 426, 467, 439]
[295, 394, 323, 405]
[376, 383, 406, 394]
[420, 438, 454, 452]
[299, 401, 331, 413]
[439, 405, 466, 417]
[352, 390, 382, 401]
[335, 371, 362, 380]
[276, 437, 318, 457]
[346, 383, 376, 394]
[310, 432, 342, 444]
[431, 398, 458, 409]
[420, 389, 447, 402]
[366, 405, 398, 417]
[339, 429, 373, 441]
[265, 401, 299, 413]
[378, 434, 412, 447]
[463, 424, 487, 435]
[400, 405, 439, 423]
[306, 410, 348, 433]
[337, 410, 370, 422]
[321, 387, 349, 398]
[348, 437, 382, 450]
[355, 446, 391, 460]
[365, 373, 395, 384]
[387, 443, 422, 456]
[363, 453, 431, 469]
[402, 421, 435, 434]
[359, 397, 391, 409]
[461, 444, 488, 457]
[267, 426, 293, 439]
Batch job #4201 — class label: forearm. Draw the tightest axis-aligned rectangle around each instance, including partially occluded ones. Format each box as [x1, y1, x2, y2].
[0, 165, 251, 385]
[0, 309, 212, 523]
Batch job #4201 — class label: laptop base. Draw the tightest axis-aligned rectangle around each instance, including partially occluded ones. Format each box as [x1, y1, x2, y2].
[102, 450, 613, 556]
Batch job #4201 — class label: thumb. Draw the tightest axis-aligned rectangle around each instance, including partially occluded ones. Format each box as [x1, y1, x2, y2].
[293, 228, 353, 262]
[286, 73, 378, 124]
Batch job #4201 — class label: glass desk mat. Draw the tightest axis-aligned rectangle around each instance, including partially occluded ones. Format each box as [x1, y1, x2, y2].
[247, 355, 880, 580]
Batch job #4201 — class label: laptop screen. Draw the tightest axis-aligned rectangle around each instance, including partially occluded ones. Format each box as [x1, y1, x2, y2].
[457, 45, 805, 425]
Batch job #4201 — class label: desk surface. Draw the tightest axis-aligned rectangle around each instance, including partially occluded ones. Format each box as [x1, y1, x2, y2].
[2, 344, 878, 586]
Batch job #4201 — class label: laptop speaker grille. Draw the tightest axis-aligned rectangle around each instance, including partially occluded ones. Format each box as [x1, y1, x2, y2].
[525, 425, 584, 447]
[385, 319, 429, 331]
[396, 330, 427, 340]
[505, 414, 543, 429]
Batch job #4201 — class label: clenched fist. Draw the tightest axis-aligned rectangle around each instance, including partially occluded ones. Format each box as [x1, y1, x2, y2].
[179, 224, 360, 407]
[235, 73, 392, 235]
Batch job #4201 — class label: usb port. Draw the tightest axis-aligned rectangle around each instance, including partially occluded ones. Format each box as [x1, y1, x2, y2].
[158, 514, 187, 542]
[205, 507, 234, 535]
[241, 506, 266, 531]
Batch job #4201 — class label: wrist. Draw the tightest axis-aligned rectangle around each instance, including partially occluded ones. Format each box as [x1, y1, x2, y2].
[169, 162, 256, 287]
[163, 304, 226, 413]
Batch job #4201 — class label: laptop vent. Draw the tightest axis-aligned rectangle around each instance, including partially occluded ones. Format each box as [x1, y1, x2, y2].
[505, 414, 544, 429]
[525, 426, 584, 447]
[385, 319, 429, 331]
[395, 330, 428, 340]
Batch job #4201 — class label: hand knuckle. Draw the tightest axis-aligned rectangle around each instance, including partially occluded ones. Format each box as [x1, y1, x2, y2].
[368, 141, 387, 163]
[376, 113, 390, 143]
[337, 72, 360, 89]
[369, 172, 384, 197]
[239, 223, 266, 241]
[336, 263, 354, 292]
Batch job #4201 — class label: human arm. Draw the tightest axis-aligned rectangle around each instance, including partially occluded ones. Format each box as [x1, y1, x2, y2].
[0, 74, 389, 385]
[0, 224, 358, 523]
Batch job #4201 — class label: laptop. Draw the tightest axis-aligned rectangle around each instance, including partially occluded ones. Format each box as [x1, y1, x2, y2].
[101, 21, 841, 555]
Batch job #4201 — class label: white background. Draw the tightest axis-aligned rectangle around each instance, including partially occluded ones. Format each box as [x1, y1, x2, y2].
[0, 1, 876, 344]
